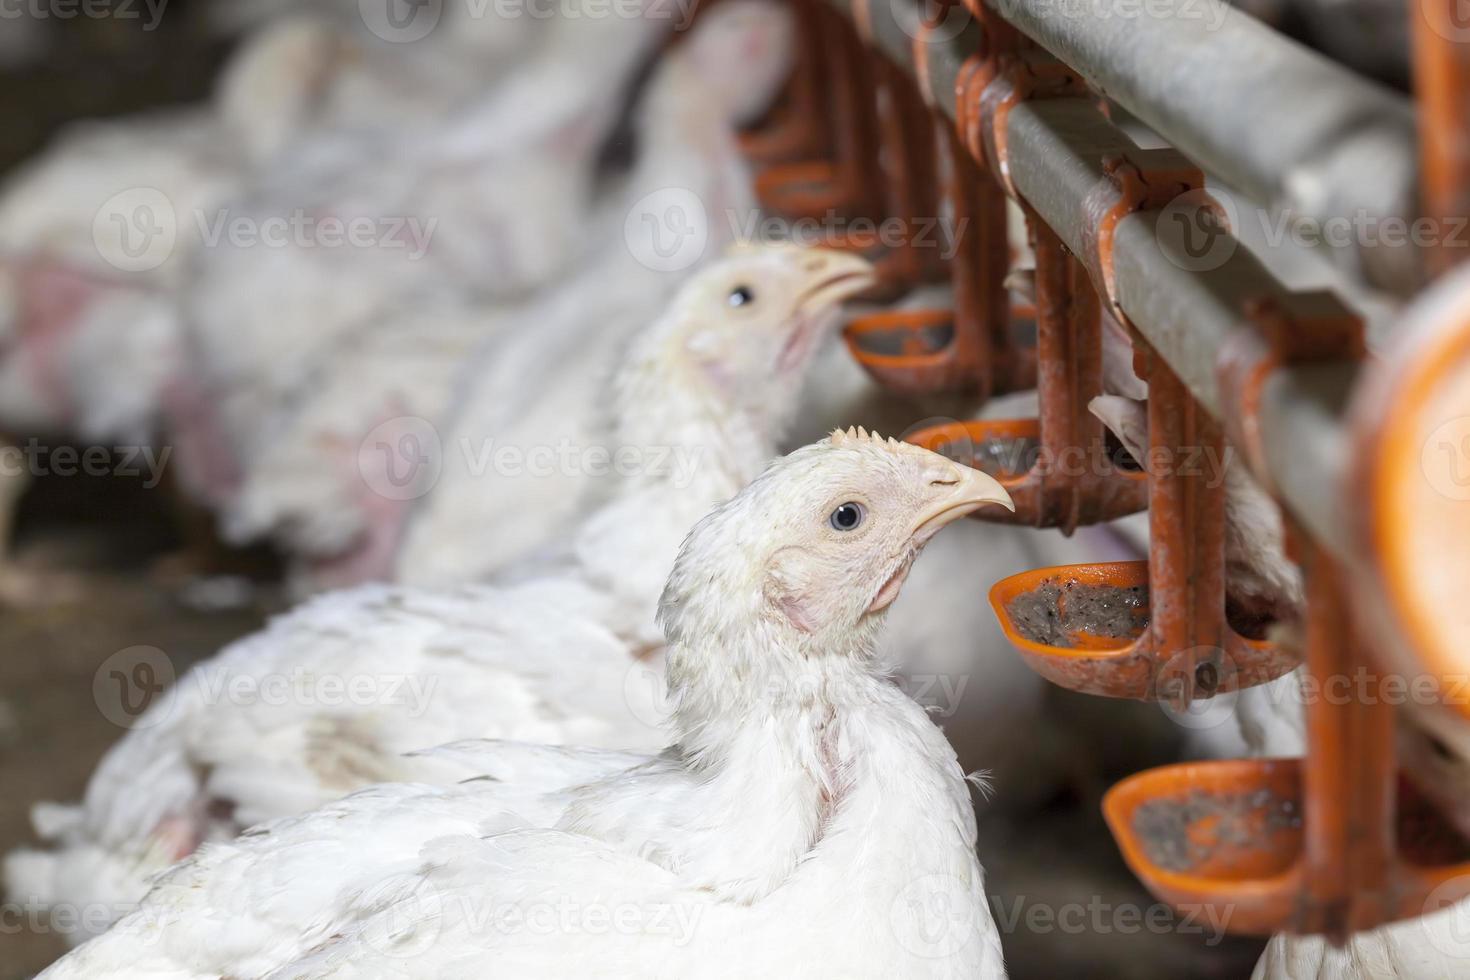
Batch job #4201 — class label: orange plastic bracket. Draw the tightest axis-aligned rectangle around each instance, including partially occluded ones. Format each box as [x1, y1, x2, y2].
[969, 50, 1087, 199]
[1080, 147, 1209, 326]
[1216, 290, 1365, 495]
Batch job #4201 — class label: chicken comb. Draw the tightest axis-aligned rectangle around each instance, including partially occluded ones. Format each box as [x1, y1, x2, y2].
[827, 426, 929, 456]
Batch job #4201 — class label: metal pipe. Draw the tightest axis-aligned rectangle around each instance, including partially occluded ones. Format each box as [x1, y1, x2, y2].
[846, 0, 1424, 294]
[975, 0, 1424, 296]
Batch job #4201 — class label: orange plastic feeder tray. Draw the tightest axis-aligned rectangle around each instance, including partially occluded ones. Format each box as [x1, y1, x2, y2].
[1105, 760, 1470, 936]
[988, 561, 1295, 700]
[906, 421, 1147, 529]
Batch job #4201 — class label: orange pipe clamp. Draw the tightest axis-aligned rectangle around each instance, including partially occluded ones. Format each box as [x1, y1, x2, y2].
[1079, 146, 1212, 328]
[1215, 290, 1366, 500]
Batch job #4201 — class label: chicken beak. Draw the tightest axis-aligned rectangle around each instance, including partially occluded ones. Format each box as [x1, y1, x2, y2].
[792, 248, 879, 314]
[866, 462, 1014, 617]
[910, 463, 1015, 545]
[777, 249, 878, 374]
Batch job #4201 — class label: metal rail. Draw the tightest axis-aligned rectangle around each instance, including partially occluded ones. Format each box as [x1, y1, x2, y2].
[981, 0, 1423, 296]
[841, 0, 1358, 550]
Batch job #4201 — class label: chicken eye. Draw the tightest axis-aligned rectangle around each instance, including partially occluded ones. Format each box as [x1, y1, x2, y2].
[829, 502, 866, 531]
[727, 285, 756, 308]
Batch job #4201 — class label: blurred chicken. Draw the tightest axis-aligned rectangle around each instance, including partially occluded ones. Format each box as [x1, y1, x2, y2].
[0, 13, 476, 457]
[0, 8, 481, 437]
[1255, 897, 1470, 978]
[208, 0, 361, 32]
[215, 1, 565, 165]
[217, 297, 489, 587]
[174, 5, 677, 529]
[0, 3, 546, 590]
[392, 0, 794, 587]
[4, 242, 876, 942]
[35, 431, 1013, 980]
[212, 0, 792, 591]
[0, 20, 356, 601]
[212, 0, 541, 61]
[0, 118, 234, 444]
[0, 2, 594, 597]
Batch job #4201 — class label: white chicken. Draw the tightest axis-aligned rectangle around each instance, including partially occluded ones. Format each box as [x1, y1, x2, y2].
[211, 0, 539, 63]
[0, 9, 452, 439]
[221, 0, 794, 591]
[4, 242, 877, 942]
[0, 113, 228, 446]
[0, 3, 641, 585]
[35, 429, 1013, 980]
